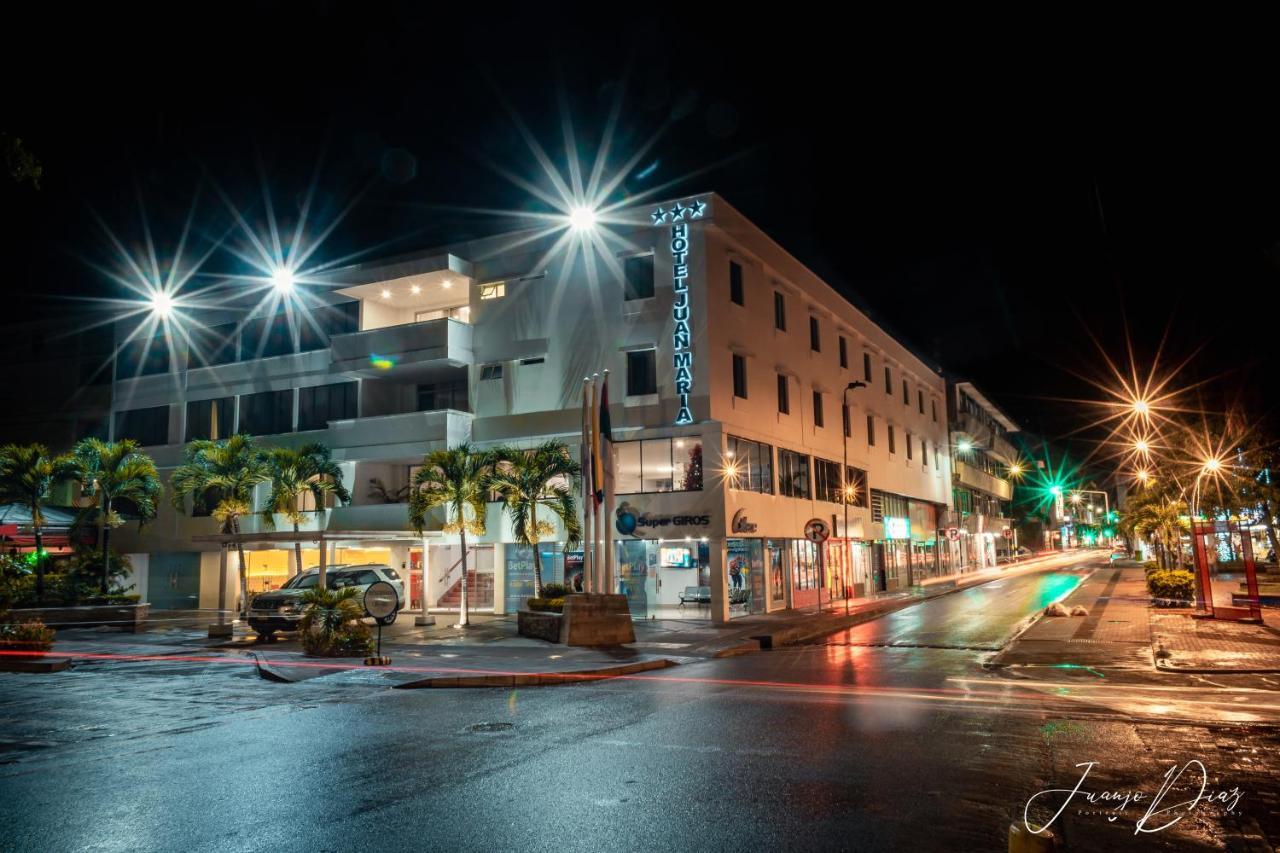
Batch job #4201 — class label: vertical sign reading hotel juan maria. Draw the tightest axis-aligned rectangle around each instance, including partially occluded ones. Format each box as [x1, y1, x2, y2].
[651, 198, 706, 425]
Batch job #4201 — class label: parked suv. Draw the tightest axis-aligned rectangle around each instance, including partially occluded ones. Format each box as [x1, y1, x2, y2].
[247, 564, 405, 639]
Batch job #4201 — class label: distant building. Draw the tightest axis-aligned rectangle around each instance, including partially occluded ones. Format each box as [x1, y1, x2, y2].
[945, 381, 1020, 570]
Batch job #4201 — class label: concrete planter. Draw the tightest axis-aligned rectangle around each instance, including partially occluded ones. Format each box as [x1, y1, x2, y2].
[560, 594, 635, 646]
[10, 603, 150, 633]
[518, 609, 563, 643]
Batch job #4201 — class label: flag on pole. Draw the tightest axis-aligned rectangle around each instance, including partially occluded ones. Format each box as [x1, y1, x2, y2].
[580, 377, 594, 592]
[590, 373, 604, 507]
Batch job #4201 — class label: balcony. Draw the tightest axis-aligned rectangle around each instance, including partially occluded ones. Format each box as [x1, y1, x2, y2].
[326, 409, 472, 462]
[954, 460, 1013, 501]
[955, 411, 1018, 463]
[329, 318, 474, 379]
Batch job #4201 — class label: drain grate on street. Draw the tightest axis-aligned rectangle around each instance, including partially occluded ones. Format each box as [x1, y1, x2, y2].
[467, 722, 515, 733]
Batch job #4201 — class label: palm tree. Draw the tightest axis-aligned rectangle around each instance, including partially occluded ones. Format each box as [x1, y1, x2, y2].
[1120, 493, 1188, 568]
[490, 441, 582, 598]
[408, 442, 494, 627]
[60, 438, 162, 593]
[261, 444, 351, 577]
[0, 443, 64, 598]
[169, 435, 270, 619]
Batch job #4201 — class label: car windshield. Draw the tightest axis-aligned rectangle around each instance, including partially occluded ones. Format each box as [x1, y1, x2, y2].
[281, 573, 319, 590]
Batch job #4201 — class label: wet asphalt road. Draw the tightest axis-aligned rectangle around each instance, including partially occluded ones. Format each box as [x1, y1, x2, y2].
[3, 558, 1279, 852]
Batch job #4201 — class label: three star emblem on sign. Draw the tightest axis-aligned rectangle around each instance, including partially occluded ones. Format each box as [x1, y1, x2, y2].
[651, 198, 707, 225]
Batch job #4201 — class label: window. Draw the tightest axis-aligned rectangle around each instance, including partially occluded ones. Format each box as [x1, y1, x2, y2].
[866, 414, 875, 446]
[239, 389, 293, 436]
[520, 356, 545, 366]
[240, 308, 296, 360]
[729, 261, 744, 306]
[298, 382, 358, 432]
[921, 438, 928, 468]
[300, 300, 359, 352]
[623, 255, 655, 301]
[626, 348, 658, 396]
[842, 403, 850, 437]
[188, 322, 238, 369]
[791, 540, 820, 591]
[906, 432, 913, 460]
[814, 458, 842, 503]
[774, 292, 786, 331]
[777, 374, 790, 414]
[479, 281, 506, 300]
[732, 354, 748, 399]
[902, 379, 909, 405]
[115, 406, 169, 446]
[480, 363, 504, 381]
[839, 336, 848, 368]
[615, 437, 703, 493]
[418, 380, 468, 412]
[932, 399, 938, 422]
[726, 435, 773, 494]
[809, 316, 821, 352]
[888, 425, 896, 455]
[884, 365, 892, 394]
[777, 449, 811, 499]
[863, 352, 872, 382]
[918, 389, 925, 414]
[812, 390, 824, 428]
[844, 466, 868, 507]
[115, 335, 171, 379]
[185, 397, 234, 442]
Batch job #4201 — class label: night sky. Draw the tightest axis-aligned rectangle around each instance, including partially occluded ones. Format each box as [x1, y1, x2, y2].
[5, 6, 1279, 451]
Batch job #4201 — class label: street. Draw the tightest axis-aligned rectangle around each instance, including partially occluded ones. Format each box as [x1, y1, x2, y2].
[3, 557, 1279, 852]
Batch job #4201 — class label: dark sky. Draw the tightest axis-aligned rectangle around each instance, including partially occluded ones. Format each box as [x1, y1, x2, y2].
[5, 5, 1279, 450]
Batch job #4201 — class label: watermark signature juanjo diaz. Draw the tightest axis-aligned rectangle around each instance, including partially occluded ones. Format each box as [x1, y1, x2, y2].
[1024, 761, 1244, 836]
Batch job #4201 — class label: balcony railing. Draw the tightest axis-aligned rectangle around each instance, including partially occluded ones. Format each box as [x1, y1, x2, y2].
[329, 317, 473, 376]
[327, 409, 472, 461]
[953, 460, 1013, 501]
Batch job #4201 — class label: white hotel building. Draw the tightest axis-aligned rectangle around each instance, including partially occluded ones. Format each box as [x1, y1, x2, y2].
[109, 194, 952, 624]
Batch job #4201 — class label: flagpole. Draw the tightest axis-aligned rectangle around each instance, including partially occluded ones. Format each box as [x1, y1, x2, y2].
[581, 376, 594, 594]
[590, 372, 603, 593]
[601, 369, 615, 595]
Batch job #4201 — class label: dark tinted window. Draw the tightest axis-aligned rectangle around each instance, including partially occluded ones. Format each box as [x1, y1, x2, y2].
[839, 336, 847, 368]
[812, 390, 824, 427]
[114, 406, 169, 446]
[624, 255, 655, 300]
[774, 292, 786, 331]
[298, 382, 357, 431]
[777, 374, 789, 414]
[239, 389, 293, 435]
[729, 261, 744, 305]
[185, 397, 234, 442]
[115, 335, 171, 378]
[188, 322, 238, 369]
[732, 354, 747, 399]
[626, 349, 657, 396]
[809, 317, 820, 352]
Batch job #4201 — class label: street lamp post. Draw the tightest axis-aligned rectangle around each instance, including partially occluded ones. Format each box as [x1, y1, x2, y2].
[842, 381, 868, 613]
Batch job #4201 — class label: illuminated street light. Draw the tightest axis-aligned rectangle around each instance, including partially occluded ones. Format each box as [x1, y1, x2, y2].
[1203, 457, 1222, 473]
[1049, 485, 1062, 497]
[568, 206, 598, 231]
[1007, 462, 1024, 478]
[149, 291, 175, 318]
[1137, 469, 1151, 484]
[1132, 399, 1151, 417]
[957, 440, 973, 453]
[270, 266, 295, 294]
[1069, 492, 1082, 504]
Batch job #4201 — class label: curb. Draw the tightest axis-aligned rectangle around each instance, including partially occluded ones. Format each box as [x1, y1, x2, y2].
[0, 655, 74, 673]
[393, 657, 677, 689]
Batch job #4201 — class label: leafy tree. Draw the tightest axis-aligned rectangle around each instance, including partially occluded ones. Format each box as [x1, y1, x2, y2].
[408, 443, 495, 627]
[2, 134, 42, 189]
[261, 444, 350, 577]
[490, 441, 582, 598]
[0, 443, 66, 598]
[59, 439, 161, 592]
[169, 435, 269, 619]
[1119, 490, 1187, 568]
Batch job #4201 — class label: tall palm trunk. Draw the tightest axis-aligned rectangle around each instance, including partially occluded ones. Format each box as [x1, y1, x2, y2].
[100, 496, 112, 594]
[530, 504, 543, 598]
[231, 516, 250, 619]
[32, 508, 45, 600]
[293, 521, 304, 576]
[458, 526, 470, 627]
[1261, 498, 1280, 564]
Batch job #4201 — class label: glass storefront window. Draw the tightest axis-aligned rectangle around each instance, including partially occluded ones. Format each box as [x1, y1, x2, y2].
[616, 437, 703, 494]
[727, 538, 765, 615]
[767, 539, 787, 605]
[790, 539, 821, 590]
[778, 449, 811, 499]
[726, 435, 773, 494]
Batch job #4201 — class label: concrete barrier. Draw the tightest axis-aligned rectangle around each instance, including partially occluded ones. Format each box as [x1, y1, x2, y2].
[10, 603, 150, 633]
[560, 593, 635, 646]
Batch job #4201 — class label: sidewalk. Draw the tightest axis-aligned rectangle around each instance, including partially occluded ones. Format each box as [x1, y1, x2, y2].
[22, 550, 1089, 686]
[991, 564, 1280, 674]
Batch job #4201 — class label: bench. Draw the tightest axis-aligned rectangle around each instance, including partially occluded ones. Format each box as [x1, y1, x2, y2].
[678, 586, 711, 607]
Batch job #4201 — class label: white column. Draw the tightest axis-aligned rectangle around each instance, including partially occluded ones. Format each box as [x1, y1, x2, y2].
[709, 540, 730, 624]
[420, 536, 430, 613]
[492, 544, 506, 615]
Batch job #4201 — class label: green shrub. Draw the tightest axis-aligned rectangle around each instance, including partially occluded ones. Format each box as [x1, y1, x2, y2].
[526, 597, 565, 613]
[1147, 569, 1196, 603]
[0, 619, 56, 651]
[540, 582, 570, 599]
[4, 550, 136, 608]
[297, 586, 374, 656]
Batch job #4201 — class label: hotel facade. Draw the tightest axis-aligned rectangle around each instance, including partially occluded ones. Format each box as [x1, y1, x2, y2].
[107, 194, 954, 624]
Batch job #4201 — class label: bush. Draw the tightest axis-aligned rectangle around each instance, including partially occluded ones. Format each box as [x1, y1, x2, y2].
[526, 597, 565, 613]
[1143, 561, 1161, 577]
[1147, 569, 1196, 604]
[539, 582, 570, 599]
[0, 619, 56, 651]
[4, 550, 137, 608]
[297, 586, 374, 657]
